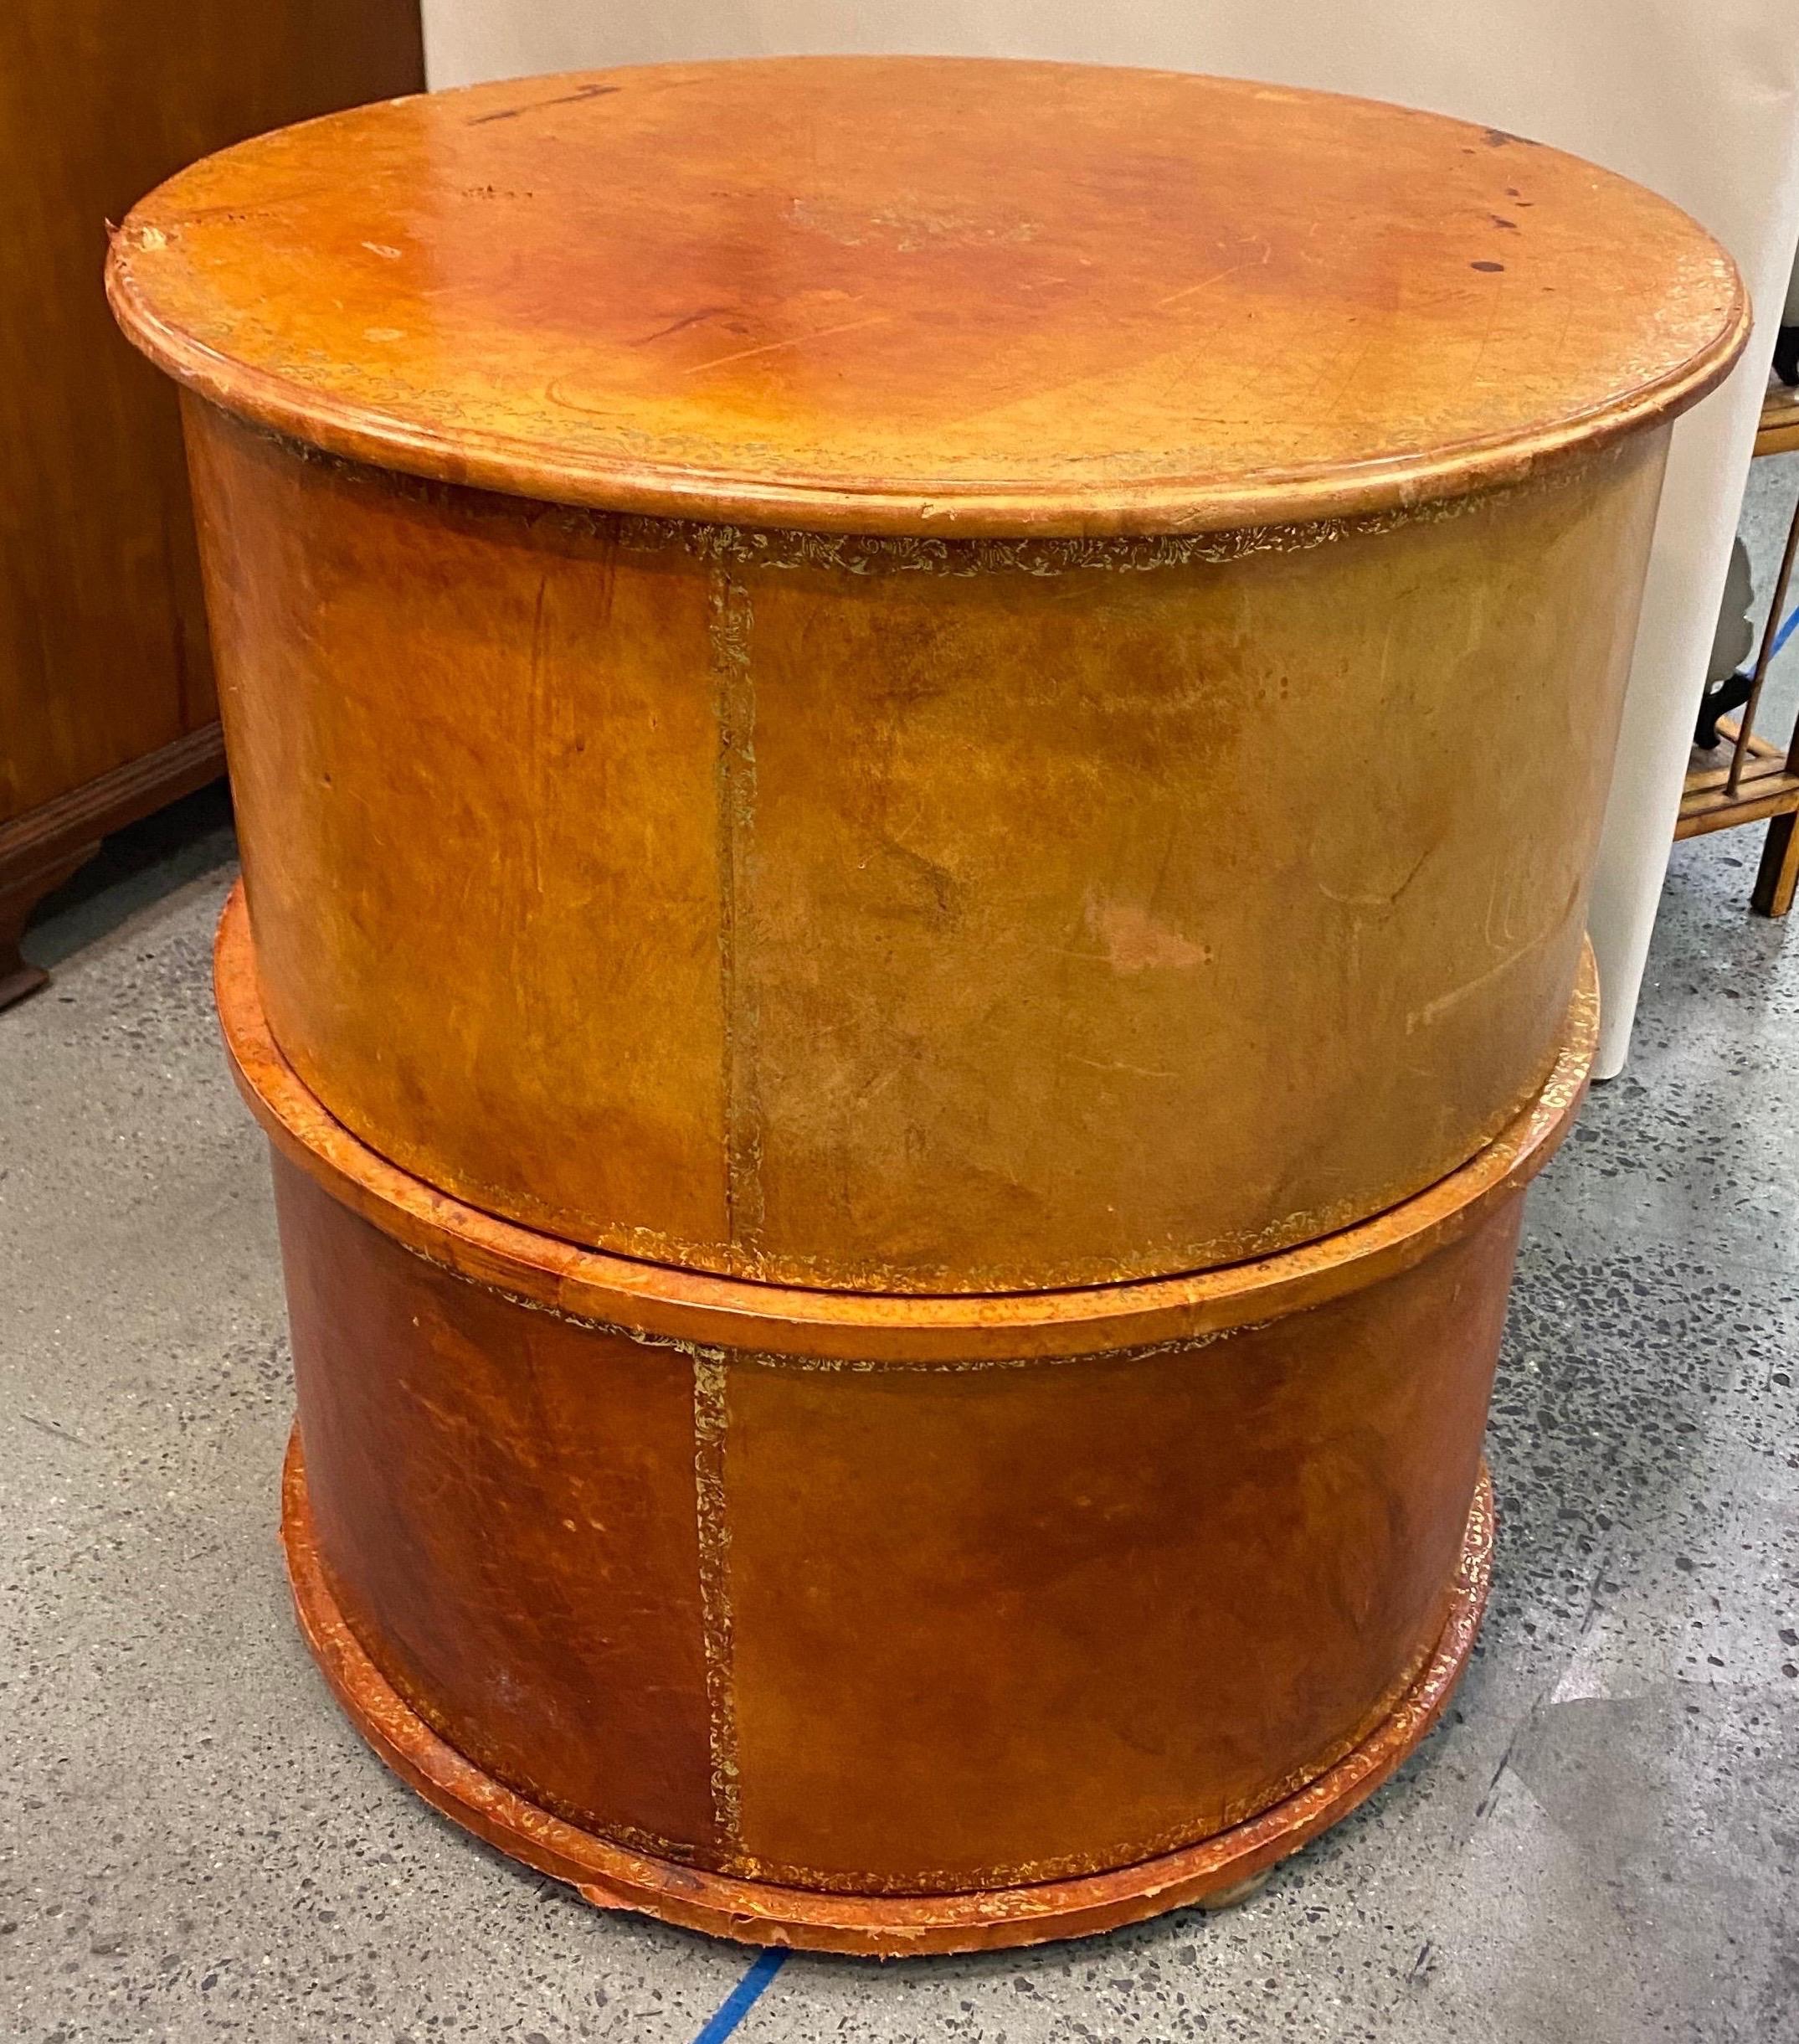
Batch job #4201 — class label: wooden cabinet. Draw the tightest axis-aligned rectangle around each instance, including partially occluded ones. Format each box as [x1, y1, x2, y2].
[0, 0, 423, 1006]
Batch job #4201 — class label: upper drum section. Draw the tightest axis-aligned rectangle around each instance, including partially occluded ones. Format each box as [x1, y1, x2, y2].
[108, 58, 1745, 536]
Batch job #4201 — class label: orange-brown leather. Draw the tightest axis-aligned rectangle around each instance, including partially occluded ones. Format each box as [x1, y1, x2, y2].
[276, 1151, 1519, 1891]
[193, 407, 1661, 1291]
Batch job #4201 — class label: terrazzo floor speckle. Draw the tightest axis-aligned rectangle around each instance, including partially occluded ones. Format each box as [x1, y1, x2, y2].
[3, 749, 1796, 2039]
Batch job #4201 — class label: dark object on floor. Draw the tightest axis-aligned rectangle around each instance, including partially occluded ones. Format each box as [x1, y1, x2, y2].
[1695, 667, 1756, 750]
[1773, 324, 1799, 387]
[1695, 538, 1757, 748]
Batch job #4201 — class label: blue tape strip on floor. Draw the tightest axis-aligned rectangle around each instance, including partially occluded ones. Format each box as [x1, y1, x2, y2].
[691, 1948, 789, 2044]
[1771, 604, 1799, 662]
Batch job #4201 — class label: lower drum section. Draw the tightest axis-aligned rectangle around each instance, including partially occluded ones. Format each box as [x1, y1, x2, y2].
[281, 1429, 1491, 1954]
[218, 884, 1594, 1952]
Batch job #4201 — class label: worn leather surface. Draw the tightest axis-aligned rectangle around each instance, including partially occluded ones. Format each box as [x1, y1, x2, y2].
[275, 1151, 1522, 1892]
[194, 409, 1658, 1291]
[722, 1208, 1517, 1888]
[278, 1159, 718, 1858]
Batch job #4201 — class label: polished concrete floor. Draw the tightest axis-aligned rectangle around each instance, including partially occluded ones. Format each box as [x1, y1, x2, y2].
[4, 523, 1798, 2038]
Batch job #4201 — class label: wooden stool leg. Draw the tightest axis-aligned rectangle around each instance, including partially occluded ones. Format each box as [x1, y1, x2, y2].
[0, 883, 53, 1010]
[1752, 811, 1799, 918]
[0, 847, 97, 1011]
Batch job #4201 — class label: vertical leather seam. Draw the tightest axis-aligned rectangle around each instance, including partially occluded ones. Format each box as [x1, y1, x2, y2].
[710, 552, 763, 1272]
[692, 1352, 743, 1850]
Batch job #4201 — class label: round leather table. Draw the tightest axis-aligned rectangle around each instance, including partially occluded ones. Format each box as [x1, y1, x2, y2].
[110, 59, 1745, 1952]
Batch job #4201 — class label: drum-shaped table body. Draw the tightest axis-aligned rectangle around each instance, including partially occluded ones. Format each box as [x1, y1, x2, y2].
[111, 59, 1745, 1949]
[221, 883, 1587, 1952]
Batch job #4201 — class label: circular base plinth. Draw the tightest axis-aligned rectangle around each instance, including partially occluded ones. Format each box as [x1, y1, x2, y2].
[280, 1431, 1493, 1956]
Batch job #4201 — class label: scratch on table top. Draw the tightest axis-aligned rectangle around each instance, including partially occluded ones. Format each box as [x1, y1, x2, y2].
[680, 314, 892, 377]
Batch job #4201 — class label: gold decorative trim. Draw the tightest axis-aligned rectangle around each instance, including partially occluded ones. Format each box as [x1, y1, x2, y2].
[707, 557, 765, 1266]
[265, 414, 1632, 577]
[614, 467, 1581, 577]
[691, 1356, 743, 1848]
[377, 1246, 1258, 1375]
[604, 437, 1631, 574]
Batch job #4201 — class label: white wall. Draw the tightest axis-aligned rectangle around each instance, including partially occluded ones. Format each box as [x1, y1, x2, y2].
[424, 0, 1799, 1074]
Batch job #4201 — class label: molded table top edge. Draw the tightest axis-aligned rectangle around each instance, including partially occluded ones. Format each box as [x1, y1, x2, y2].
[106, 60, 1750, 538]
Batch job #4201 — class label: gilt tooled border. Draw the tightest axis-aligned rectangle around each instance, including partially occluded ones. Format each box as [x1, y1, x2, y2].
[379, 1231, 1262, 1372]
[611, 443, 1623, 575]
[264, 417, 1633, 575]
